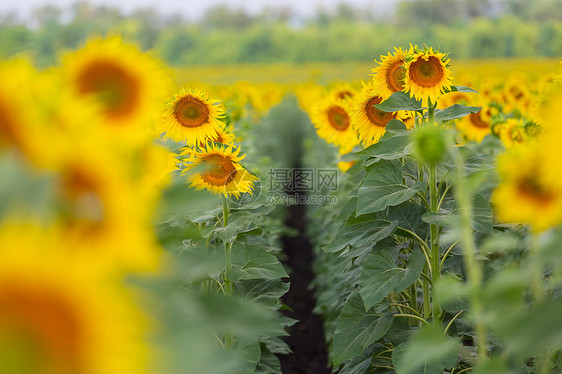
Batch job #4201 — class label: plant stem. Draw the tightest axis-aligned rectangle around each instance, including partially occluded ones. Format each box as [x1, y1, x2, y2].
[530, 233, 550, 374]
[221, 195, 235, 348]
[429, 162, 441, 326]
[451, 146, 487, 359]
[427, 102, 441, 326]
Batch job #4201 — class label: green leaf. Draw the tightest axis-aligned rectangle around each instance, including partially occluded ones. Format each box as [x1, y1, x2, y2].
[448, 85, 478, 93]
[374, 91, 424, 112]
[235, 279, 290, 309]
[357, 160, 425, 215]
[359, 251, 426, 310]
[388, 202, 428, 238]
[323, 218, 398, 253]
[421, 194, 493, 234]
[332, 294, 394, 366]
[435, 104, 482, 123]
[357, 120, 413, 163]
[233, 338, 261, 373]
[230, 244, 288, 282]
[392, 325, 460, 374]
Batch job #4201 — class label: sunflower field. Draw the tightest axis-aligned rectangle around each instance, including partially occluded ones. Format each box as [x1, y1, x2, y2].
[1, 24, 562, 374]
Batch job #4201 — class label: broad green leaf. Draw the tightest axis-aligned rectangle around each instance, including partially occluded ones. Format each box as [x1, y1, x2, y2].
[359, 251, 426, 310]
[333, 294, 394, 366]
[255, 347, 282, 374]
[374, 91, 424, 112]
[392, 325, 460, 374]
[357, 160, 425, 215]
[235, 279, 290, 309]
[447, 85, 478, 93]
[388, 202, 428, 238]
[323, 219, 398, 253]
[233, 339, 261, 373]
[422, 194, 493, 234]
[435, 104, 482, 123]
[230, 244, 288, 282]
[357, 120, 413, 162]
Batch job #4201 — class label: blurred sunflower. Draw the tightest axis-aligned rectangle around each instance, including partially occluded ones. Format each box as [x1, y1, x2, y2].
[183, 144, 257, 198]
[0, 59, 45, 163]
[52, 139, 160, 271]
[404, 47, 453, 106]
[158, 87, 225, 146]
[351, 85, 401, 147]
[311, 96, 358, 153]
[0, 223, 151, 374]
[62, 36, 165, 143]
[371, 46, 409, 100]
[455, 106, 492, 142]
[498, 118, 527, 148]
[492, 145, 562, 232]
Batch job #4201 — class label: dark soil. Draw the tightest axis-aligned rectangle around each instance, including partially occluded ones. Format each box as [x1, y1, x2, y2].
[278, 197, 331, 374]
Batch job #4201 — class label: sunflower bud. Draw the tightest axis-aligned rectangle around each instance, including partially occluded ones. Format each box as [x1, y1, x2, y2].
[414, 126, 446, 165]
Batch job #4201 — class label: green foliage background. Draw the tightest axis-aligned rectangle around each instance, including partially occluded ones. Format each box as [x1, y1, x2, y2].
[2, 0, 562, 67]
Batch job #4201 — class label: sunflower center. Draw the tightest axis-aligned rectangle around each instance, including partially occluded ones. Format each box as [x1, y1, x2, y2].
[61, 166, 105, 225]
[337, 90, 354, 100]
[409, 56, 444, 88]
[469, 111, 489, 129]
[175, 96, 210, 128]
[0, 102, 18, 147]
[387, 61, 405, 92]
[366, 96, 396, 128]
[327, 106, 350, 131]
[201, 154, 237, 186]
[0, 283, 85, 373]
[76, 60, 140, 120]
[516, 175, 555, 205]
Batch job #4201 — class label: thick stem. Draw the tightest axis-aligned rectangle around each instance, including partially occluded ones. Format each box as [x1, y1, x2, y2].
[530, 233, 550, 374]
[451, 146, 487, 358]
[429, 162, 441, 325]
[221, 196, 235, 348]
[423, 267, 431, 319]
[427, 102, 441, 326]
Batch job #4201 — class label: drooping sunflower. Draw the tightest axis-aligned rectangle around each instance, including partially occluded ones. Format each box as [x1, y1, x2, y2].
[404, 47, 453, 106]
[158, 87, 226, 146]
[492, 145, 562, 232]
[182, 144, 257, 198]
[311, 96, 358, 153]
[0, 223, 151, 374]
[62, 36, 166, 142]
[351, 84, 413, 147]
[371, 46, 409, 100]
[455, 106, 492, 142]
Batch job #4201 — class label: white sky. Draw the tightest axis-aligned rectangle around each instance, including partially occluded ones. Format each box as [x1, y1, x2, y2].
[0, 0, 396, 21]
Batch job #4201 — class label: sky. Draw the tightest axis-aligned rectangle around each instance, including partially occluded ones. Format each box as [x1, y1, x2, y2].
[0, 0, 396, 21]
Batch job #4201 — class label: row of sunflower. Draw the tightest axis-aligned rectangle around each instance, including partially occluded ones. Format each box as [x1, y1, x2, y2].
[302, 46, 562, 373]
[0, 35, 293, 374]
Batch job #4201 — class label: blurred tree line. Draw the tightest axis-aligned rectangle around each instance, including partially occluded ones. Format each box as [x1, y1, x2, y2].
[1, 0, 561, 66]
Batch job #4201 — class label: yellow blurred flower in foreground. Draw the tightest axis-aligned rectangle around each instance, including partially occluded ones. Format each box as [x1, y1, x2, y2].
[0, 223, 151, 374]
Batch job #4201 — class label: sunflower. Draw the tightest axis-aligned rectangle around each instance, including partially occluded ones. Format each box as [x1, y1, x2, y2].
[351, 84, 413, 147]
[492, 145, 562, 232]
[0, 223, 151, 374]
[455, 106, 492, 142]
[404, 47, 453, 106]
[0, 59, 47, 164]
[51, 139, 161, 272]
[182, 144, 257, 198]
[371, 46, 409, 100]
[499, 119, 528, 148]
[158, 87, 226, 146]
[62, 36, 166, 143]
[311, 96, 358, 153]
